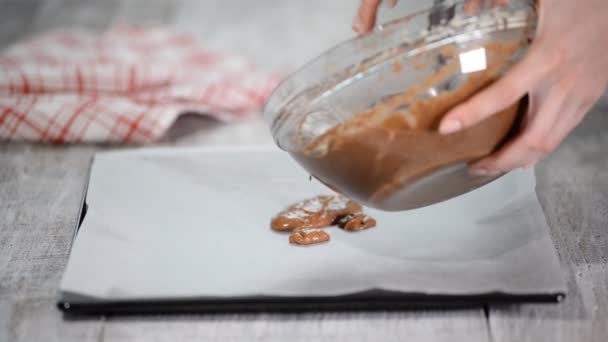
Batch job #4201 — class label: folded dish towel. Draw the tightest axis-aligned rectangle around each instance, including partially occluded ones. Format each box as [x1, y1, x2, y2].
[0, 26, 280, 143]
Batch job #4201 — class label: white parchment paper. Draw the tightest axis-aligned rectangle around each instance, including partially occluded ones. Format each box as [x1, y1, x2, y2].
[59, 145, 566, 301]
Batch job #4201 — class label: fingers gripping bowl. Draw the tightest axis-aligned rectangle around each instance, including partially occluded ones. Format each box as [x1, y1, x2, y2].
[264, 0, 537, 211]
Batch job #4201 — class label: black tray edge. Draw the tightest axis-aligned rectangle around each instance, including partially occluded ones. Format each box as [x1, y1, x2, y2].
[57, 291, 565, 316]
[57, 155, 566, 317]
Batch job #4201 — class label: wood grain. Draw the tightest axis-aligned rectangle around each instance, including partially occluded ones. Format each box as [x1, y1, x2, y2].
[488, 99, 608, 341]
[102, 311, 491, 342]
[0, 145, 99, 342]
[0, 0, 42, 46]
[29, 0, 119, 34]
[114, 0, 176, 26]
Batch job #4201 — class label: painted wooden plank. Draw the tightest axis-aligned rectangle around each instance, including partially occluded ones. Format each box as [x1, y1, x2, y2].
[114, 0, 177, 25]
[0, 0, 42, 46]
[29, 0, 119, 34]
[488, 96, 608, 342]
[1, 1, 117, 341]
[102, 310, 491, 342]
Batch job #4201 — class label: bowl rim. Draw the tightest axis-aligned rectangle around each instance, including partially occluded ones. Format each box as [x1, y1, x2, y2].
[264, 0, 537, 148]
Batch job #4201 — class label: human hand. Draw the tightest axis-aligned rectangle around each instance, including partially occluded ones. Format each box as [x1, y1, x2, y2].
[353, 0, 608, 175]
[352, 0, 398, 33]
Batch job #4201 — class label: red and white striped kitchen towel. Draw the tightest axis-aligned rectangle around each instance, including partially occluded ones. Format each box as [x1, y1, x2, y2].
[0, 26, 281, 143]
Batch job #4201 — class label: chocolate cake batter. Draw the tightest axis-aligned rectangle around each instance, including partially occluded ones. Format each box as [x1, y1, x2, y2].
[289, 229, 330, 245]
[271, 195, 362, 232]
[291, 41, 525, 210]
[337, 214, 377, 231]
[272, 195, 377, 246]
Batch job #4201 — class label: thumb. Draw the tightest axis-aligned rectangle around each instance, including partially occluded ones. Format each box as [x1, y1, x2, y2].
[438, 43, 553, 134]
[354, 0, 382, 34]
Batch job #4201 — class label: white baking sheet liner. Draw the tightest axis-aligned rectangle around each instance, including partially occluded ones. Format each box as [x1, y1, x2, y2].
[59, 145, 566, 301]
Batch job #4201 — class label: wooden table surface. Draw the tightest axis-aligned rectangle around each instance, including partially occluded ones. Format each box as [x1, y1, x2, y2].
[0, 1, 607, 341]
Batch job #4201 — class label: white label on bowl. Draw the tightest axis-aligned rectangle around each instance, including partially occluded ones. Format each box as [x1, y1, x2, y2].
[459, 48, 487, 74]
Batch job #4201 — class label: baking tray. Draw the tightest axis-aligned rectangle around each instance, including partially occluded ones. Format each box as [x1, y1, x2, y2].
[57, 146, 565, 315]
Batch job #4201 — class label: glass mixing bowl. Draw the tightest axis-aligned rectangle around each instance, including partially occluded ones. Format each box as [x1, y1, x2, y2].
[264, 0, 537, 211]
